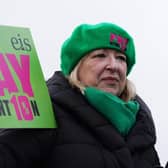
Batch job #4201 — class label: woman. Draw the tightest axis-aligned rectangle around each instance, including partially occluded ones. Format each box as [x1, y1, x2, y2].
[0, 22, 162, 168]
[46, 22, 161, 167]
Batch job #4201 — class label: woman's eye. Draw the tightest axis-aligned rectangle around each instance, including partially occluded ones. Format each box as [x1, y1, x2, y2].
[117, 55, 126, 62]
[92, 54, 106, 58]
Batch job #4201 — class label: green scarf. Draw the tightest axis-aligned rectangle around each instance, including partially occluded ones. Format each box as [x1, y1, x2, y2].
[84, 87, 139, 135]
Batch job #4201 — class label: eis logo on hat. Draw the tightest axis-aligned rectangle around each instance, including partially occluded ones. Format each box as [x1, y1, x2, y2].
[109, 33, 128, 52]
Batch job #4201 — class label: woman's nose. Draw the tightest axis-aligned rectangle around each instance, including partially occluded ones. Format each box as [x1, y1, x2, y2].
[105, 56, 118, 70]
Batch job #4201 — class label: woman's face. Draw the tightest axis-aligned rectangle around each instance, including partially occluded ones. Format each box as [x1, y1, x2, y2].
[78, 49, 127, 96]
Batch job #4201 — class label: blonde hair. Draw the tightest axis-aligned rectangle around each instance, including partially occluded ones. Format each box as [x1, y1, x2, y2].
[67, 59, 136, 102]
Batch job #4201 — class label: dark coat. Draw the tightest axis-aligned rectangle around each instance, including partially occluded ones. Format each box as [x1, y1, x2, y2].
[0, 71, 161, 168]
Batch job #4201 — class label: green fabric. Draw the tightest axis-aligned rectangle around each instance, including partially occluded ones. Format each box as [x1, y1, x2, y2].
[61, 22, 136, 75]
[84, 87, 139, 135]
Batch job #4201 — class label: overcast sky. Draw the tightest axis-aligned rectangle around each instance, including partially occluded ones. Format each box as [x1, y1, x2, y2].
[1, 0, 168, 165]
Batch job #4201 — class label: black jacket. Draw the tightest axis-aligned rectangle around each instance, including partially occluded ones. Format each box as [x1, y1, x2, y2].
[0, 71, 161, 168]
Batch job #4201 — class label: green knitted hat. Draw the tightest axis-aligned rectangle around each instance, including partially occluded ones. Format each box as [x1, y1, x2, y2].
[61, 22, 136, 75]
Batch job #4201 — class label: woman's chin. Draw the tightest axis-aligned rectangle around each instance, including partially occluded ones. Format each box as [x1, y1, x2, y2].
[98, 87, 119, 96]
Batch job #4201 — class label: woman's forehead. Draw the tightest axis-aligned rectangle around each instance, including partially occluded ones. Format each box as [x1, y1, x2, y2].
[87, 48, 126, 56]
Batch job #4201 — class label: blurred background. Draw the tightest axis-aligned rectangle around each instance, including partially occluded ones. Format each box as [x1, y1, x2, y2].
[0, 0, 168, 165]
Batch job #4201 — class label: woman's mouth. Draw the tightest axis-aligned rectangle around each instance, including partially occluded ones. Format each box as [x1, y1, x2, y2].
[101, 77, 119, 84]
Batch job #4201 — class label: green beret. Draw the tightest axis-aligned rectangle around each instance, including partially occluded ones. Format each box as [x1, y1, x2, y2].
[61, 22, 136, 75]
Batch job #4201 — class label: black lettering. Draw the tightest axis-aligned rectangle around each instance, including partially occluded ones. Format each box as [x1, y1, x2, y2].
[0, 100, 6, 116]
[0, 99, 11, 116]
[10, 34, 32, 51]
[17, 34, 24, 50]
[30, 100, 40, 116]
[2, 100, 11, 116]
[11, 37, 21, 50]
[23, 38, 31, 51]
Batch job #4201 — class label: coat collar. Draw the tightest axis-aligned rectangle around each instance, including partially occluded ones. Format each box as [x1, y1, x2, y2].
[47, 71, 156, 153]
